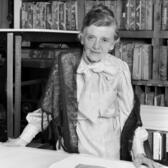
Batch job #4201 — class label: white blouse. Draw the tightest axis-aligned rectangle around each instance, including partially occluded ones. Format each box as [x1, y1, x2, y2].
[76, 53, 134, 159]
[20, 53, 148, 159]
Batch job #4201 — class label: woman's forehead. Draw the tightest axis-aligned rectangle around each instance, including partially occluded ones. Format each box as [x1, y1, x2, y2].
[83, 25, 116, 37]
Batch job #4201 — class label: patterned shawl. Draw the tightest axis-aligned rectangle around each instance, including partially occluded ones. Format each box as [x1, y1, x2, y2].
[40, 48, 82, 153]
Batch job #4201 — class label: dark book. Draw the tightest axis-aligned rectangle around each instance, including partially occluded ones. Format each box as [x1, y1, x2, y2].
[145, 0, 153, 30]
[46, 2, 52, 29]
[52, 1, 59, 30]
[159, 46, 168, 81]
[21, 2, 33, 28]
[65, 0, 72, 30]
[71, 0, 78, 30]
[59, 1, 66, 30]
[126, 0, 136, 30]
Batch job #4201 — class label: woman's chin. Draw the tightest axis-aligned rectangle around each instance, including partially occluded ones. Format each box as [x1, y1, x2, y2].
[87, 57, 101, 63]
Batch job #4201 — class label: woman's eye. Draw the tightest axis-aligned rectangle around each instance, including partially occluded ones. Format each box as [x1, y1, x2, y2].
[102, 38, 109, 42]
[87, 36, 94, 40]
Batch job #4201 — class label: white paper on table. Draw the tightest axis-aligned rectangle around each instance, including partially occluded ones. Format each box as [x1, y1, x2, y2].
[49, 154, 147, 168]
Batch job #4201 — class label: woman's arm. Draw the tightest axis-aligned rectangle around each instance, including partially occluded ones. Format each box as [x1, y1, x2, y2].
[4, 108, 51, 146]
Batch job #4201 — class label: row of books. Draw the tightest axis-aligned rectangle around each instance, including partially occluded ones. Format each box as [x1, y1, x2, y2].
[148, 131, 168, 161]
[21, 47, 80, 60]
[22, 48, 59, 59]
[121, 0, 153, 30]
[138, 92, 166, 106]
[21, 47, 82, 60]
[19, 0, 168, 31]
[21, 1, 78, 30]
[115, 42, 168, 81]
[85, 0, 153, 30]
[115, 41, 152, 80]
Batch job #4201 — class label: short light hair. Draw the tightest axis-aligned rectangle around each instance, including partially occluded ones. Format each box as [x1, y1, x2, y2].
[81, 4, 119, 41]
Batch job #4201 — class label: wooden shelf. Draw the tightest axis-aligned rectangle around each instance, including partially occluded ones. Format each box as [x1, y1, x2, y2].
[0, 29, 155, 41]
[22, 58, 54, 68]
[160, 31, 168, 38]
[0, 28, 79, 33]
[119, 30, 154, 38]
[0, 29, 79, 42]
[132, 80, 168, 87]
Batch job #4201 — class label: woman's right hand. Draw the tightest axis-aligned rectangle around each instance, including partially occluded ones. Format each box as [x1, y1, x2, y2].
[3, 138, 28, 147]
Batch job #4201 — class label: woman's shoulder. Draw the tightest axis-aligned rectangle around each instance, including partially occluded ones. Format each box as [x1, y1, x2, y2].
[105, 54, 129, 72]
[59, 48, 82, 66]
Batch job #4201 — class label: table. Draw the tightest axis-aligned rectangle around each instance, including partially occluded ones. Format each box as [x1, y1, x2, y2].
[0, 145, 167, 168]
[0, 145, 69, 168]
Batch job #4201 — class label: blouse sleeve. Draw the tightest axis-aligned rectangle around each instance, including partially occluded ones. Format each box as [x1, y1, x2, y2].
[20, 60, 59, 143]
[20, 108, 51, 143]
[117, 61, 134, 130]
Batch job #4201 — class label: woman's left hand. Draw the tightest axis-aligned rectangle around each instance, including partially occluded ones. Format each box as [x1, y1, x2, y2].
[133, 154, 163, 168]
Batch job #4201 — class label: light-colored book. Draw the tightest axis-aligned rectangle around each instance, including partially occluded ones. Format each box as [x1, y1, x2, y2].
[141, 44, 152, 80]
[153, 132, 162, 160]
[132, 43, 142, 80]
[162, 0, 168, 30]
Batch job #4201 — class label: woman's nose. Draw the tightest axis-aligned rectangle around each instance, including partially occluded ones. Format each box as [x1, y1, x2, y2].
[92, 39, 100, 50]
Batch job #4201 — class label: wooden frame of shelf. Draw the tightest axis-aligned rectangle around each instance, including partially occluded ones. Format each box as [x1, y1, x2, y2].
[119, 30, 154, 38]
[132, 80, 168, 87]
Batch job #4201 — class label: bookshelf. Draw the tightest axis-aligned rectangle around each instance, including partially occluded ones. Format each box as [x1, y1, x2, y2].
[1, 0, 168, 162]
[141, 105, 168, 162]
[1, 29, 79, 138]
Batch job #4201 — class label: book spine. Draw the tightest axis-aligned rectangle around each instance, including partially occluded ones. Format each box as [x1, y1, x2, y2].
[162, 0, 168, 30]
[127, 0, 136, 30]
[153, 132, 162, 160]
[52, 1, 59, 30]
[140, 0, 146, 30]
[59, 1, 66, 30]
[65, 0, 71, 30]
[22, 2, 33, 28]
[126, 42, 134, 74]
[120, 0, 128, 30]
[145, 0, 153, 30]
[132, 43, 142, 80]
[71, 0, 78, 30]
[46, 2, 52, 29]
[159, 46, 168, 81]
[141, 44, 152, 80]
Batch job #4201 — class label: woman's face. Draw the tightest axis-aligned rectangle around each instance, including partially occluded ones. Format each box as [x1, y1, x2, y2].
[80, 24, 116, 63]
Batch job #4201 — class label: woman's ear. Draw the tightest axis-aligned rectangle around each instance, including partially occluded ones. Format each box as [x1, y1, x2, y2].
[78, 32, 84, 45]
[111, 38, 120, 50]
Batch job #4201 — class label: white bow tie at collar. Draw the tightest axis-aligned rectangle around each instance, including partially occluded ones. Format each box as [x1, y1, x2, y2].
[77, 60, 118, 77]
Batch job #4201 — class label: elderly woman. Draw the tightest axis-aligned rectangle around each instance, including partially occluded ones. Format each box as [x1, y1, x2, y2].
[4, 4, 160, 168]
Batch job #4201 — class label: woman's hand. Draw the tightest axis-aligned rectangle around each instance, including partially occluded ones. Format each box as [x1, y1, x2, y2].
[3, 138, 28, 147]
[133, 154, 163, 168]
